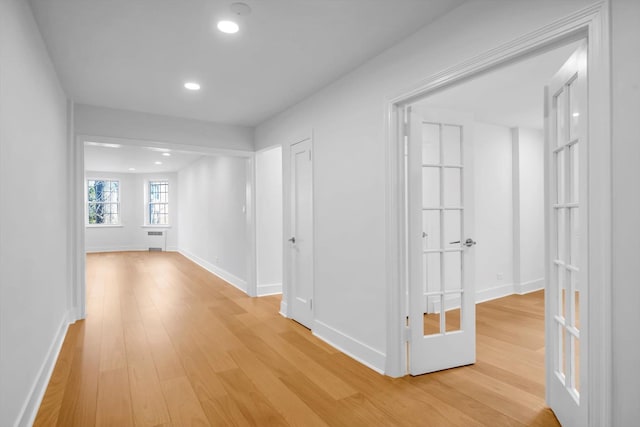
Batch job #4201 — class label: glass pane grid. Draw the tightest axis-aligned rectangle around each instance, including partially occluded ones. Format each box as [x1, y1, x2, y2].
[87, 179, 120, 224]
[553, 81, 581, 402]
[149, 181, 169, 225]
[421, 119, 464, 338]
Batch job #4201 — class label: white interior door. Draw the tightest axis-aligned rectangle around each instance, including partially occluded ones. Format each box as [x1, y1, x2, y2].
[546, 44, 588, 426]
[407, 107, 476, 375]
[289, 138, 314, 329]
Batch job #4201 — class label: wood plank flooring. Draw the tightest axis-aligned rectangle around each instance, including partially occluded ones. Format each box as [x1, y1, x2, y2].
[34, 252, 559, 426]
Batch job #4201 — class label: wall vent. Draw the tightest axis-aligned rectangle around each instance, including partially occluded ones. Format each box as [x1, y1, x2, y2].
[148, 247, 163, 252]
[147, 231, 163, 236]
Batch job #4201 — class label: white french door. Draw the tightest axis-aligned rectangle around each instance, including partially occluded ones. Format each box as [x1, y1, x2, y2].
[288, 138, 314, 329]
[546, 44, 588, 426]
[407, 107, 476, 375]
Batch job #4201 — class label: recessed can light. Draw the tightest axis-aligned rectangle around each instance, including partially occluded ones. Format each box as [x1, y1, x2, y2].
[85, 141, 121, 148]
[162, 152, 171, 157]
[184, 82, 201, 90]
[217, 20, 239, 34]
[128, 167, 136, 171]
[155, 161, 163, 165]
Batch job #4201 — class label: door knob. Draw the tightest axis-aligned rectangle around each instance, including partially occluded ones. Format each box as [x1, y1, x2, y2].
[288, 237, 296, 244]
[449, 238, 477, 247]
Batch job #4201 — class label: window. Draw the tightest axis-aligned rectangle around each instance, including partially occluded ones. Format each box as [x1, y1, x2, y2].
[87, 179, 120, 225]
[148, 180, 169, 225]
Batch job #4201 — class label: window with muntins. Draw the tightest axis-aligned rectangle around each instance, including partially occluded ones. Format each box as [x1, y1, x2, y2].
[87, 179, 120, 225]
[148, 180, 169, 225]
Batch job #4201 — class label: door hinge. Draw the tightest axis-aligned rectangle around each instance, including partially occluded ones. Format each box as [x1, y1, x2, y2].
[308, 150, 312, 161]
[310, 299, 313, 310]
[404, 325, 411, 342]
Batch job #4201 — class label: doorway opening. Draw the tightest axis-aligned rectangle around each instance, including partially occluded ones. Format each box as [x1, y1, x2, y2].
[403, 39, 582, 418]
[404, 41, 588, 420]
[385, 7, 612, 421]
[74, 136, 258, 319]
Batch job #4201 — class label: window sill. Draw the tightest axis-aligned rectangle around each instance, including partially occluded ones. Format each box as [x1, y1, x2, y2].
[86, 224, 124, 228]
[141, 225, 172, 228]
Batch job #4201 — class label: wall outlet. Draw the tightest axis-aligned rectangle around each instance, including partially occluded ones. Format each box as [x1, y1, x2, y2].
[497, 273, 504, 280]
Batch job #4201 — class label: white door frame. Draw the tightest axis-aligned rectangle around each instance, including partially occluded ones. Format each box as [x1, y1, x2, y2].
[280, 133, 315, 323]
[69, 133, 259, 321]
[384, 2, 611, 426]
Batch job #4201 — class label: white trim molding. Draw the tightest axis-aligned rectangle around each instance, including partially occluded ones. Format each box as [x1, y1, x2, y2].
[428, 280, 545, 313]
[516, 278, 545, 295]
[14, 312, 72, 427]
[313, 320, 386, 375]
[178, 248, 248, 293]
[279, 300, 289, 318]
[257, 282, 283, 296]
[85, 247, 179, 254]
[385, 3, 611, 426]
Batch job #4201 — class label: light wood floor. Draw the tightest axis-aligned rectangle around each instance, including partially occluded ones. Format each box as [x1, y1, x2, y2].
[35, 252, 558, 426]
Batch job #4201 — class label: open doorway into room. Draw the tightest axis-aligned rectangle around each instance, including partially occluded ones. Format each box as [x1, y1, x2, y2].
[399, 38, 588, 425]
[78, 138, 258, 314]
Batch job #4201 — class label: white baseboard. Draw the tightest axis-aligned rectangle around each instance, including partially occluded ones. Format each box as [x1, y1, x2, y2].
[516, 277, 545, 294]
[313, 320, 386, 374]
[476, 283, 517, 304]
[428, 278, 546, 313]
[15, 312, 72, 427]
[257, 282, 282, 296]
[429, 283, 516, 313]
[86, 245, 144, 253]
[85, 246, 178, 253]
[279, 300, 288, 317]
[178, 248, 247, 293]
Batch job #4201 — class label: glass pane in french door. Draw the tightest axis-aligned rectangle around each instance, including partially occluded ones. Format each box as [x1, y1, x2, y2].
[421, 121, 464, 337]
[553, 74, 581, 401]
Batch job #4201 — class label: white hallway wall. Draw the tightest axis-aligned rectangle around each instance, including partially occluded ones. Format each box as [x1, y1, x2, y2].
[474, 122, 514, 298]
[255, 146, 283, 296]
[612, 0, 640, 424]
[84, 171, 179, 252]
[254, 0, 593, 372]
[177, 156, 249, 291]
[0, 0, 71, 425]
[515, 128, 545, 289]
[474, 124, 546, 300]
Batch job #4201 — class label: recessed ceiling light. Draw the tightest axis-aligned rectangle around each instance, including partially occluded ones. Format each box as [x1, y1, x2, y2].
[162, 152, 171, 157]
[128, 167, 136, 171]
[155, 161, 163, 165]
[147, 147, 171, 153]
[217, 20, 239, 34]
[184, 82, 201, 91]
[572, 112, 580, 117]
[85, 141, 121, 148]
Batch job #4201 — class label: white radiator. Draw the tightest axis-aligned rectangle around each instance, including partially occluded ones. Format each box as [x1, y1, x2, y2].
[146, 230, 167, 251]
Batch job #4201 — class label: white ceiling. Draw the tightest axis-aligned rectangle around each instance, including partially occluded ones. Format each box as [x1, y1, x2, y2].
[416, 42, 581, 130]
[29, 0, 464, 127]
[84, 144, 204, 173]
